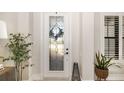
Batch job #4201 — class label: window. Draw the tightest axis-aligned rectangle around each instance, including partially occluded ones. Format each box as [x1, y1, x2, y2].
[104, 15, 124, 60]
[104, 16, 119, 60]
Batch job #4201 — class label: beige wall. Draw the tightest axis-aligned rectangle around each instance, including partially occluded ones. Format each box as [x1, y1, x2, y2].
[0, 13, 18, 66]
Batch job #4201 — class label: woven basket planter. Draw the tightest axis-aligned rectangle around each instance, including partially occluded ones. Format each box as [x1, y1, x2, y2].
[95, 67, 108, 80]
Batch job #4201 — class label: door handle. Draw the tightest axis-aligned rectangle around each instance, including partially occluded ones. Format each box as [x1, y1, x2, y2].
[65, 48, 69, 55]
[66, 48, 68, 51]
[65, 52, 68, 55]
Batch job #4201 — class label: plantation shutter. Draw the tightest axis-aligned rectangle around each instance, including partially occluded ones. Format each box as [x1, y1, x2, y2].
[104, 16, 119, 60]
[123, 16, 124, 59]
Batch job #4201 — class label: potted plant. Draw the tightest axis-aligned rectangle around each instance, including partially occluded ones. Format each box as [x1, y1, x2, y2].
[95, 52, 118, 80]
[3, 33, 33, 81]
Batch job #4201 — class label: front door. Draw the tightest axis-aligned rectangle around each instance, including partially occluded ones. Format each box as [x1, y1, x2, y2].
[44, 12, 71, 80]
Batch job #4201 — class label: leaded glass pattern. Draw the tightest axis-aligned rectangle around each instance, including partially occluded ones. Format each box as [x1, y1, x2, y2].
[49, 16, 64, 71]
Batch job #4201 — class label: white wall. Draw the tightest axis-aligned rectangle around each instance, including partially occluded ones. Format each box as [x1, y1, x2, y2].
[94, 12, 101, 80]
[94, 13, 101, 52]
[70, 13, 81, 79]
[17, 13, 30, 34]
[71, 13, 81, 64]
[81, 13, 94, 80]
[31, 12, 43, 80]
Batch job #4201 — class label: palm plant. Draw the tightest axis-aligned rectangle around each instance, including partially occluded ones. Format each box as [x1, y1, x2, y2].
[95, 52, 114, 70]
[95, 52, 121, 80]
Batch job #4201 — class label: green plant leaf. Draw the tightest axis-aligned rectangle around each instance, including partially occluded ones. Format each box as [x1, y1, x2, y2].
[95, 52, 116, 70]
[96, 52, 101, 65]
[4, 33, 33, 67]
[107, 63, 115, 68]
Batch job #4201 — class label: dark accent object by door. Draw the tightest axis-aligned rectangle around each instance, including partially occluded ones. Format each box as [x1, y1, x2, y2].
[71, 63, 81, 81]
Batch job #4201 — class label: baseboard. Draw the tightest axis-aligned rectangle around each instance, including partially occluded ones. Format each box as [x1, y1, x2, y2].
[107, 74, 124, 81]
[29, 73, 43, 81]
[43, 77, 69, 81]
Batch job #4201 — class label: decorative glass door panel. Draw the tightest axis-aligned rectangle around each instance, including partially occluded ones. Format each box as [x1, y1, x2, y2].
[49, 16, 64, 71]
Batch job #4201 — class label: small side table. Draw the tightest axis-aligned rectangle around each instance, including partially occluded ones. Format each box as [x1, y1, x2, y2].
[0, 67, 15, 81]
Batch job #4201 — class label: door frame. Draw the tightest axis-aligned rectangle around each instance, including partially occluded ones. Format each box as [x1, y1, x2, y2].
[43, 12, 72, 80]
